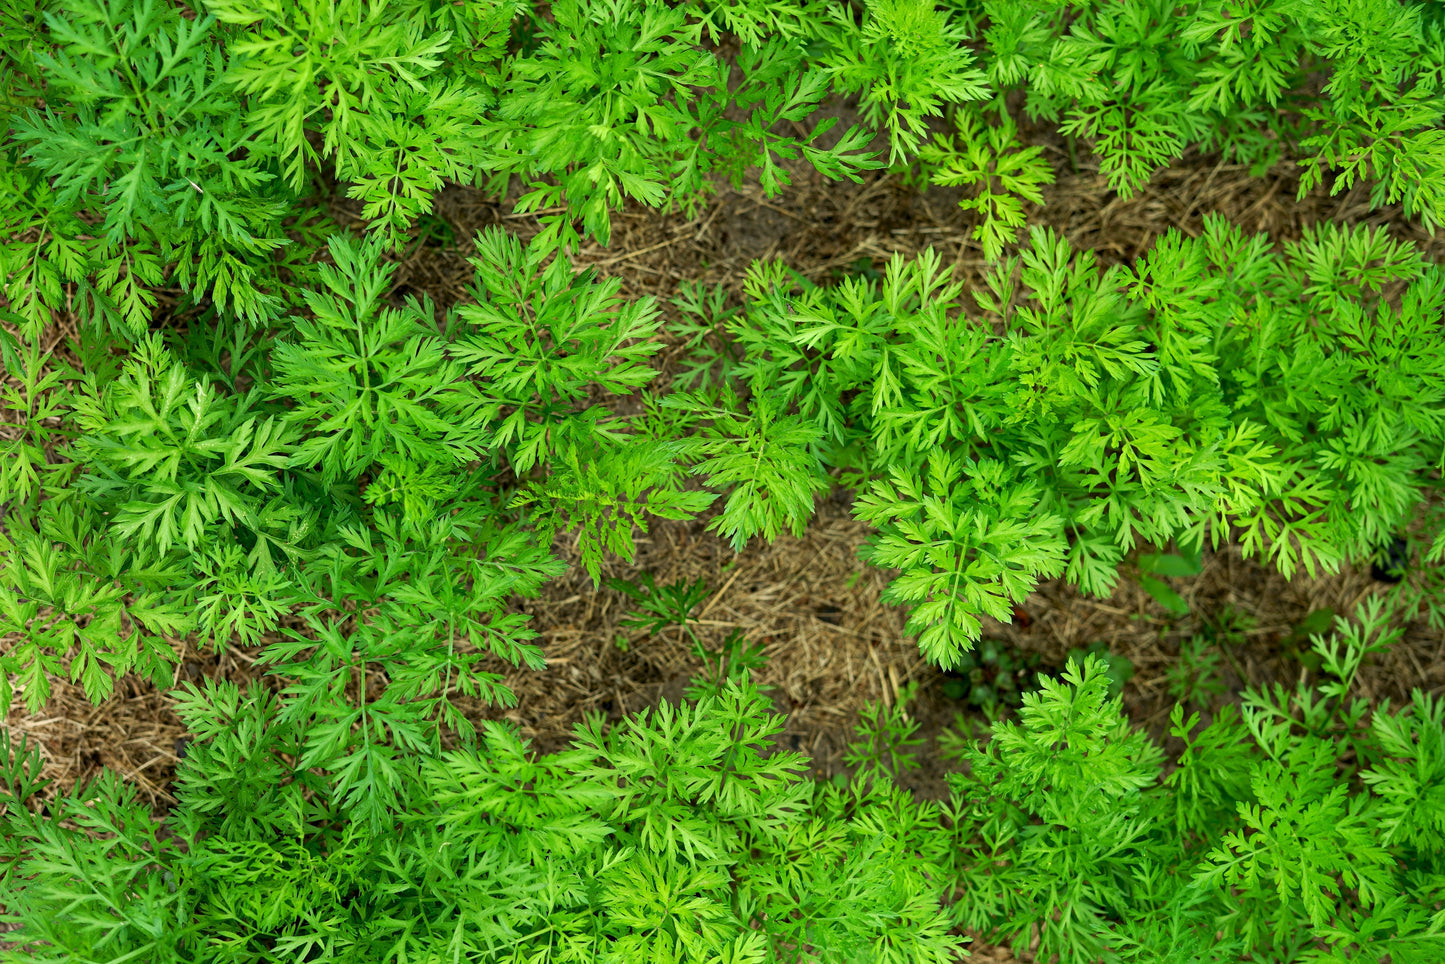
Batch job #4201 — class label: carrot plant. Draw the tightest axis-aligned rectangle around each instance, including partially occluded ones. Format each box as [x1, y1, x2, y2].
[3, 2, 1444, 961]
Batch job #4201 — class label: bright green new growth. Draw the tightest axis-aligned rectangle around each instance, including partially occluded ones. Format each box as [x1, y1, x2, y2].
[0, 225, 700, 733]
[6, 0, 1445, 345]
[690, 215, 1445, 668]
[0, 0, 883, 336]
[4, 599, 1441, 962]
[913, 104, 1056, 260]
[4, 215, 1443, 707]
[4, 2, 1445, 961]
[817, 0, 990, 164]
[946, 598, 1445, 963]
[0, 674, 967, 963]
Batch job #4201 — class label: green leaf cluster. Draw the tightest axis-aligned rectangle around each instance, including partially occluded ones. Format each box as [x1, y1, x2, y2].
[815, 0, 990, 164]
[685, 215, 1445, 666]
[0, 226, 697, 732]
[8, 0, 1445, 350]
[945, 0, 1445, 222]
[0, 0, 882, 337]
[0, 675, 966, 963]
[912, 104, 1056, 261]
[946, 598, 1445, 963]
[3, 5, 1444, 961]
